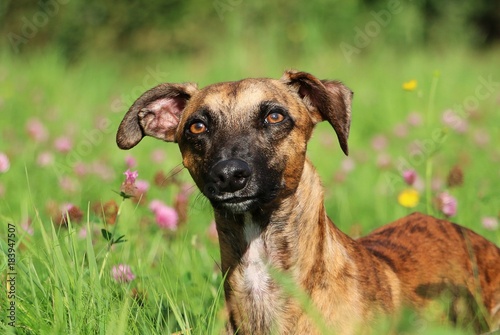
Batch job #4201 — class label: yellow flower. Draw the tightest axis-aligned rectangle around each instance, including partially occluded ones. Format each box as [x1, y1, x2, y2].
[398, 188, 420, 208]
[402, 79, 417, 91]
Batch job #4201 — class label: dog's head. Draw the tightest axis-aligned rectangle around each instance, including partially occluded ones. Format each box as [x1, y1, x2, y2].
[116, 70, 352, 214]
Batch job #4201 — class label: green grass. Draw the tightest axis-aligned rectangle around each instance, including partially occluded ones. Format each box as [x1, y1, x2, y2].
[1, 46, 499, 334]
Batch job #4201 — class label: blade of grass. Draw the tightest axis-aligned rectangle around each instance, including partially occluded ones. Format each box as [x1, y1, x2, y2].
[425, 71, 440, 214]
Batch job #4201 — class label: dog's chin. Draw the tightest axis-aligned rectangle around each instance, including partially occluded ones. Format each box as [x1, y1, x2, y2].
[210, 197, 260, 214]
[206, 186, 280, 214]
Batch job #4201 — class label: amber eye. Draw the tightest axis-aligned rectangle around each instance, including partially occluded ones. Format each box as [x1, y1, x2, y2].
[189, 121, 207, 134]
[265, 112, 285, 124]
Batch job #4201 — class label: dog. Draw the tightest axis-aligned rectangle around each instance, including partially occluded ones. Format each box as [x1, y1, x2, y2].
[116, 70, 500, 334]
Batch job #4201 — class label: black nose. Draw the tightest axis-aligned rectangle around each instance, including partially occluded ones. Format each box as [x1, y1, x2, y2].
[207, 159, 251, 194]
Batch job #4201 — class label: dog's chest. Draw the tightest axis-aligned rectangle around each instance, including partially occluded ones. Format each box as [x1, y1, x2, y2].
[242, 221, 271, 296]
[230, 218, 285, 332]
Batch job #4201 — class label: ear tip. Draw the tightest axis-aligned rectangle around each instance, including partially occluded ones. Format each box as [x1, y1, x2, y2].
[116, 141, 133, 150]
[115, 110, 146, 149]
[341, 145, 349, 156]
[338, 135, 349, 156]
[116, 137, 137, 150]
[282, 69, 313, 82]
[116, 127, 143, 150]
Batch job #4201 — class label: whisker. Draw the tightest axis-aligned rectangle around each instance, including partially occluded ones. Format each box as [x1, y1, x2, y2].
[156, 163, 186, 187]
[190, 191, 211, 211]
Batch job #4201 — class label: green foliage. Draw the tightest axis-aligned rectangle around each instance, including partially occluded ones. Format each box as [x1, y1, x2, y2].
[1, 0, 500, 61]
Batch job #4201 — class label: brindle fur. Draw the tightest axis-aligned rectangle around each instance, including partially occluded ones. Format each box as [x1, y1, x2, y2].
[116, 70, 500, 334]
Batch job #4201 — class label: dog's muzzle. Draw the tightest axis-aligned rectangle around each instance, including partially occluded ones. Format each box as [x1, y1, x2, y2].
[203, 159, 258, 213]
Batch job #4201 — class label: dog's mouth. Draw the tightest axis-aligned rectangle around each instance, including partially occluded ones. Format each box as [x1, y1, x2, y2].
[223, 197, 253, 204]
[207, 187, 281, 214]
[209, 195, 260, 213]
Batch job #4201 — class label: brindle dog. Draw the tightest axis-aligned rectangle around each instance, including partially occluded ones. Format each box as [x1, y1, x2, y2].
[116, 70, 500, 334]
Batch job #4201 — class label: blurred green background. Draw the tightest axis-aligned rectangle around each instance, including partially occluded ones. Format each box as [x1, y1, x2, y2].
[2, 0, 499, 226]
[2, 0, 500, 61]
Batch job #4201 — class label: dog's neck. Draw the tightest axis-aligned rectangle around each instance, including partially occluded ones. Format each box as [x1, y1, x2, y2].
[214, 159, 358, 334]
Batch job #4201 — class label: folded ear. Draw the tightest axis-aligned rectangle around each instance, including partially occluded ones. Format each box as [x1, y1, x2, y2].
[281, 70, 353, 155]
[116, 83, 199, 149]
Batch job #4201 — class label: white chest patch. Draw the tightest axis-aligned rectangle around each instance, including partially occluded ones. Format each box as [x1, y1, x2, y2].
[242, 216, 270, 296]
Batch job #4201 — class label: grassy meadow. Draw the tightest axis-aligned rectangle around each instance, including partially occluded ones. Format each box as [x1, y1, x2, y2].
[1, 44, 500, 335]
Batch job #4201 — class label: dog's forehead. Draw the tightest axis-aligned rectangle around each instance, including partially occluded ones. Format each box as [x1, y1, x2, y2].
[189, 78, 296, 115]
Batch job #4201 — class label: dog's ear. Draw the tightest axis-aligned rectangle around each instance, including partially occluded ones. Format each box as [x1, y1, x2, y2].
[281, 70, 352, 155]
[116, 83, 198, 149]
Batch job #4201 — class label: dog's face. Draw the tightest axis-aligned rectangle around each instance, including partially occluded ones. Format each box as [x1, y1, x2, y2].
[176, 78, 316, 214]
[116, 70, 352, 215]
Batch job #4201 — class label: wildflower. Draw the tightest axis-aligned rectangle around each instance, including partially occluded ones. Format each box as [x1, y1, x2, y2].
[442, 109, 468, 133]
[340, 157, 356, 173]
[402, 79, 417, 91]
[59, 176, 78, 193]
[334, 171, 347, 183]
[153, 170, 169, 188]
[154, 166, 183, 188]
[481, 217, 498, 230]
[431, 177, 444, 191]
[371, 135, 388, 151]
[54, 136, 73, 153]
[393, 123, 408, 138]
[124, 169, 138, 183]
[149, 199, 179, 230]
[151, 149, 166, 164]
[73, 162, 88, 176]
[435, 192, 457, 217]
[407, 112, 423, 127]
[78, 227, 88, 239]
[21, 219, 34, 235]
[128, 179, 148, 205]
[135, 180, 150, 193]
[120, 169, 138, 197]
[111, 264, 136, 283]
[175, 184, 194, 225]
[26, 118, 48, 142]
[397, 188, 420, 208]
[99, 200, 119, 225]
[125, 155, 137, 168]
[473, 130, 490, 148]
[402, 170, 417, 186]
[412, 177, 425, 192]
[46, 200, 60, 220]
[155, 206, 178, 230]
[59, 203, 84, 225]
[37, 151, 54, 167]
[0, 152, 10, 173]
[376, 153, 391, 169]
[131, 288, 147, 307]
[446, 165, 464, 188]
